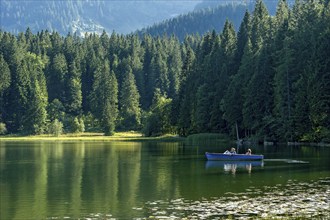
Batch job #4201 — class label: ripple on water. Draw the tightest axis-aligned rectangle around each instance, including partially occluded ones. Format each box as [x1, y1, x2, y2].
[137, 177, 330, 219]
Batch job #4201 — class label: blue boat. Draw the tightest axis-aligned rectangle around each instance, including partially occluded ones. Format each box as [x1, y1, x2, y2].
[205, 152, 264, 161]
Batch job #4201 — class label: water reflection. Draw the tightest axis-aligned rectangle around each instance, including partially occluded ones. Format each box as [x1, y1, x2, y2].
[205, 161, 264, 174]
[0, 141, 185, 219]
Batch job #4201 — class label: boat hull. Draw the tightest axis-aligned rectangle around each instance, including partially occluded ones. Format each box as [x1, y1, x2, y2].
[205, 152, 264, 161]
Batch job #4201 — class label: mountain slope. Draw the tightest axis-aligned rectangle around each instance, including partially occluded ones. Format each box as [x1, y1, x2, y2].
[137, 4, 248, 41]
[0, 0, 200, 35]
[136, 0, 296, 41]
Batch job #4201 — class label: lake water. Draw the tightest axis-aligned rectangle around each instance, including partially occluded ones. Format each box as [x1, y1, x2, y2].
[1, 139, 329, 219]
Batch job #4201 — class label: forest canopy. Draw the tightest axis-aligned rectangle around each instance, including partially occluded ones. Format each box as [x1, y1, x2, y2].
[0, 0, 329, 143]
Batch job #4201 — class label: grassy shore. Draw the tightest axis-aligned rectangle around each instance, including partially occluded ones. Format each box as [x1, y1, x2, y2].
[0, 131, 186, 142]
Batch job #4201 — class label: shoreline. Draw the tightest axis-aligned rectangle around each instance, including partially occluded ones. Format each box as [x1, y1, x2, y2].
[0, 132, 186, 142]
[0, 132, 329, 146]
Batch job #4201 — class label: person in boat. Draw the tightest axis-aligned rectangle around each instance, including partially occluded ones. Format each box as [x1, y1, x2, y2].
[246, 148, 252, 155]
[224, 147, 236, 154]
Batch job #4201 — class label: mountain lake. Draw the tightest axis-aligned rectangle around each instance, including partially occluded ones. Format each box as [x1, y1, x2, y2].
[1, 138, 329, 219]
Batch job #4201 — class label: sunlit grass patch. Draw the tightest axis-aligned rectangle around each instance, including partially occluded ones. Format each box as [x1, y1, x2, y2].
[0, 131, 185, 142]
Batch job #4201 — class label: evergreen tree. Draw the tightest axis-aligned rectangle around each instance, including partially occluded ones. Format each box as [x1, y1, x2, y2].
[119, 67, 141, 130]
[65, 59, 82, 115]
[195, 84, 210, 133]
[26, 79, 48, 134]
[128, 34, 145, 103]
[177, 44, 196, 136]
[220, 20, 237, 76]
[0, 54, 11, 121]
[243, 44, 275, 140]
[11, 52, 49, 134]
[272, 2, 295, 141]
[251, 0, 271, 51]
[274, 0, 290, 29]
[6, 59, 30, 132]
[90, 60, 118, 135]
[149, 41, 169, 97]
[47, 53, 68, 102]
[0, 55, 12, 94]
[167, 37, 182, 98]
[142, 34, 156, 109]
[234, 10, 251, 74]
[223, 41, 252, 137]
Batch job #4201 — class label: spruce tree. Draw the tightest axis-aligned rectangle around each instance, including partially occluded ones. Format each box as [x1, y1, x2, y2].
[119, 67, 141, 130]
[17, 52, 49, 134]
[177, 45, 195, 136]
[0, 54, 11, 121]
[26, 79, 48, 134]
[251, 0, 271, 51]
[47, 53, 68, 102]
[166, 37, 182, 99]
[91, 60, 118, 135]
[195, 84, 210, 133]
[234, 10, 251, 74]
[65, 59, 82, 115]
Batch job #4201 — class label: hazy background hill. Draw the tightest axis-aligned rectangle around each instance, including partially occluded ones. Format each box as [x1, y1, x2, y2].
[1, 0, 293, 37]
[0, 0, 200, 35]
[137, 0, 293, 41]
[137, 4, 249, 41]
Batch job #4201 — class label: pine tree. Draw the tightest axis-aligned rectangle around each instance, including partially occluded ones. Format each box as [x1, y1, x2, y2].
[166, 37, 182, 99]
[0, 54, 11, 96]
[65, 59, 82, 115]
[234, 10, 251, 74]
[272, 1, 295, 141]
[91, 60, 118, 135]
[251, 0, 271, 51]
[275, 0, 289, 29]
[177, 44, 195, 136]
[119, 67, 141, 130]
[0, 55, 11, 121]
[128, 34, 145, 103]
[26, 79, 48, 134]
[6, 59, 29, 132]
[195, 84, 210, 133]
[149, 41, 169, 97]
[14, 52, 49, 134]
[142, 35, 156, 109]
[47, 53, 68, 102]
[243, 44, 275, 140]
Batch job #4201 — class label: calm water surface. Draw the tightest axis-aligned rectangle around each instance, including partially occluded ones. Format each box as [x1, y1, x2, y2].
[1, 140, 329, 219]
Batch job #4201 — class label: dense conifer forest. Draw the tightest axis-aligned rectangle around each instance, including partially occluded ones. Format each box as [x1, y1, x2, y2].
[137, 4, 248, 41]
[0, 0, 329, 143]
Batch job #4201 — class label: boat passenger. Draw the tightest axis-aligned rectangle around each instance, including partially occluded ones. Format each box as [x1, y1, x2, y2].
[246, 148, 252, 155]
[224, 147, 236, 154]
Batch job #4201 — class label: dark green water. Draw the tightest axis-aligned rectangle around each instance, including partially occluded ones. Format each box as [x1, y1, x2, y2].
[1, 140, 329, 219]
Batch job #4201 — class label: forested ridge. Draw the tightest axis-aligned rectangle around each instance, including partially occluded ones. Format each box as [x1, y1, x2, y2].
[137, 4, 248, 41]
[137, 1, 284, 41]
[0, 0, 329, 143]
[0, 0, 197, 35]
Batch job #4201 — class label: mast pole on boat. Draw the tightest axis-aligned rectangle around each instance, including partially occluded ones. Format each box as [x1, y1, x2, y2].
[235, 121, 241, 153]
